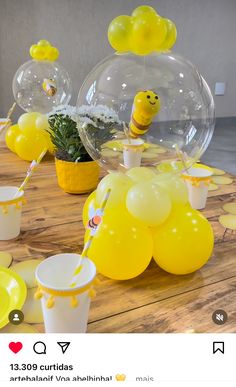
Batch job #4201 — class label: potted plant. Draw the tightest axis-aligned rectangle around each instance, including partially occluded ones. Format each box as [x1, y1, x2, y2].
[76, 104, 123, 148]
[76, 104, 124, 167]
[48, 106, 100, 194]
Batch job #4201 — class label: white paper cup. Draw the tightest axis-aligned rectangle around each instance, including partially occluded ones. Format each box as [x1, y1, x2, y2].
[122, 139, 144, 169]
[0, 186, 24, 240]
[35, 253, 97, 333]
[182, 166, 212, 210]
[0, 118, 10, 141]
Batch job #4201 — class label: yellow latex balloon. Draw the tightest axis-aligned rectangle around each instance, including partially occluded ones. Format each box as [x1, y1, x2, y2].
[82, 190, 97, 227]
[96, 172, 133, 210]
[18, 112, 42, 134]
[108, 15, 132, 52]
[37, 39, 50, 47]
[5, 124, 20, 153]
[126, 167, 157, 183]
[47, 47, 60, 61]
[86, 209, 153, 280]
[35, 115, 54, 153]
[158, 18, 177, 50]
[35, 115, 49, 130]
[131, 13, 167, 55]
[131, 5, 157, 18]
[31, 46, 47, 60]
[130, 43, 151, 56]
[41, 130, 54, 154]
[126, 180, 172, 227]
[29, 44, 38, 58]
[153, 173, 189, 205]
[153, 204, 214, 275]
[15, 132, 48, 161]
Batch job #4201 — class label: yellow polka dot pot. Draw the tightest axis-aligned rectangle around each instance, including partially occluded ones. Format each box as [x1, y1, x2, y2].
[55, 158, 100, 194]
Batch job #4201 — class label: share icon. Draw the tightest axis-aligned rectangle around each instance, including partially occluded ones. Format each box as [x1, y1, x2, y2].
[57, 342, 71, 354]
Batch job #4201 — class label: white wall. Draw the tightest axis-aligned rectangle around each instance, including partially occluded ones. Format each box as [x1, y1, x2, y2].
[0, 0, 236, 118]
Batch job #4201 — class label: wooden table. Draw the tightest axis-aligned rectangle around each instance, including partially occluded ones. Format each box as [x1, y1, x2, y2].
[1, 143, 236, 333]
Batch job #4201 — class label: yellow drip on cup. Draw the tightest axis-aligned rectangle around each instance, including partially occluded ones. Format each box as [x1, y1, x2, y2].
[0, 186, 25, 240]
[35, 253, 97, 333]
[122, 138, 145, 169]
[182, 164, 213, 209]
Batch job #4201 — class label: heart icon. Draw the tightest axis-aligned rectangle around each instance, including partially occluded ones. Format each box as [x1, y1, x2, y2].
[9, 342, 23, 354]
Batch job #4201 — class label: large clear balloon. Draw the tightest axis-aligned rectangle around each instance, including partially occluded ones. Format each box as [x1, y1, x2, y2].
[77, 52, 215, 173]
[13, 60, 72, 113]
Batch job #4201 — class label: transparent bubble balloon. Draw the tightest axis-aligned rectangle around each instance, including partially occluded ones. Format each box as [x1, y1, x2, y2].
[13, 60, 72, 113]
[77, 52, 215, 172]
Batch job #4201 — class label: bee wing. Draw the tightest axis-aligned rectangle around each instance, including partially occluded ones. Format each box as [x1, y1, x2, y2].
[95, 209, 103, 217]
[88, 205, 96, 220]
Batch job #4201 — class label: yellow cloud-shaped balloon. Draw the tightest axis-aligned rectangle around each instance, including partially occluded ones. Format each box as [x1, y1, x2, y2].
[29, 40, 60, 61]
[108, 5, 177, 55]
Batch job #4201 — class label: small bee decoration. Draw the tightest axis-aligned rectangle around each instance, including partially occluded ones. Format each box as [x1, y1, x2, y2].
[129, 90, 161, 138]
[87, 208, 103, 236]
[42, 78, 57, 97]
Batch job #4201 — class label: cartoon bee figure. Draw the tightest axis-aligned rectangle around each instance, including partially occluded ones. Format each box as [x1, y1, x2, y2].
[42, 78, 57, 97]
[129, 90, 161, 138]
[87, 208, 103, 236]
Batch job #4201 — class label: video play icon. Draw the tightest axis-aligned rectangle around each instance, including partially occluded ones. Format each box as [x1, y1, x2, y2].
[57, 342, 70, 354]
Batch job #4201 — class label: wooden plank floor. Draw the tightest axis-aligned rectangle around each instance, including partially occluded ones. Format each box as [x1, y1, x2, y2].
[1, 143, 236, 333]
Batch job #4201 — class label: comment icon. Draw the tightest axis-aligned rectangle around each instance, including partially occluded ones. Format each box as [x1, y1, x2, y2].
[33, 341, 47, 355]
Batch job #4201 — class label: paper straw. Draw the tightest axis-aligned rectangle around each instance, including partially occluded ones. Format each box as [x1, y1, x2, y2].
[70, 188, 111, 287]
[15, 148, 47, 196]
[123, 122, 131, 144]
[174, 144, 189, 174]
[0, 102, 17, 136]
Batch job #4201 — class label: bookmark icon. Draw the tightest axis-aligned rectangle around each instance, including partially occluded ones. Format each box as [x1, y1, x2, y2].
[213, 342, 224, 354]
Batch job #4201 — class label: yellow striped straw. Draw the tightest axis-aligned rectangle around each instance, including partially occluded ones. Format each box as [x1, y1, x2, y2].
[15, 148, 47, 196]
[70, 188, 111, 288]
[0, 102, 16, 136]
[174, 144, 189, 174]
[123, 122, 131, 144]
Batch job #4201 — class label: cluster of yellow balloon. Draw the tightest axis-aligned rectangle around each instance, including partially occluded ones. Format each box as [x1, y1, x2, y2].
[108, 5, 177, 55]
[5, 112, 54, 161]
[30, 40, 59, 61]
[83, 168, 214, 280]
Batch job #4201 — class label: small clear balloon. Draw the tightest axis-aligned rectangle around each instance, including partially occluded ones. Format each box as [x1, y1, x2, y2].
[12, 41, 72, 113]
